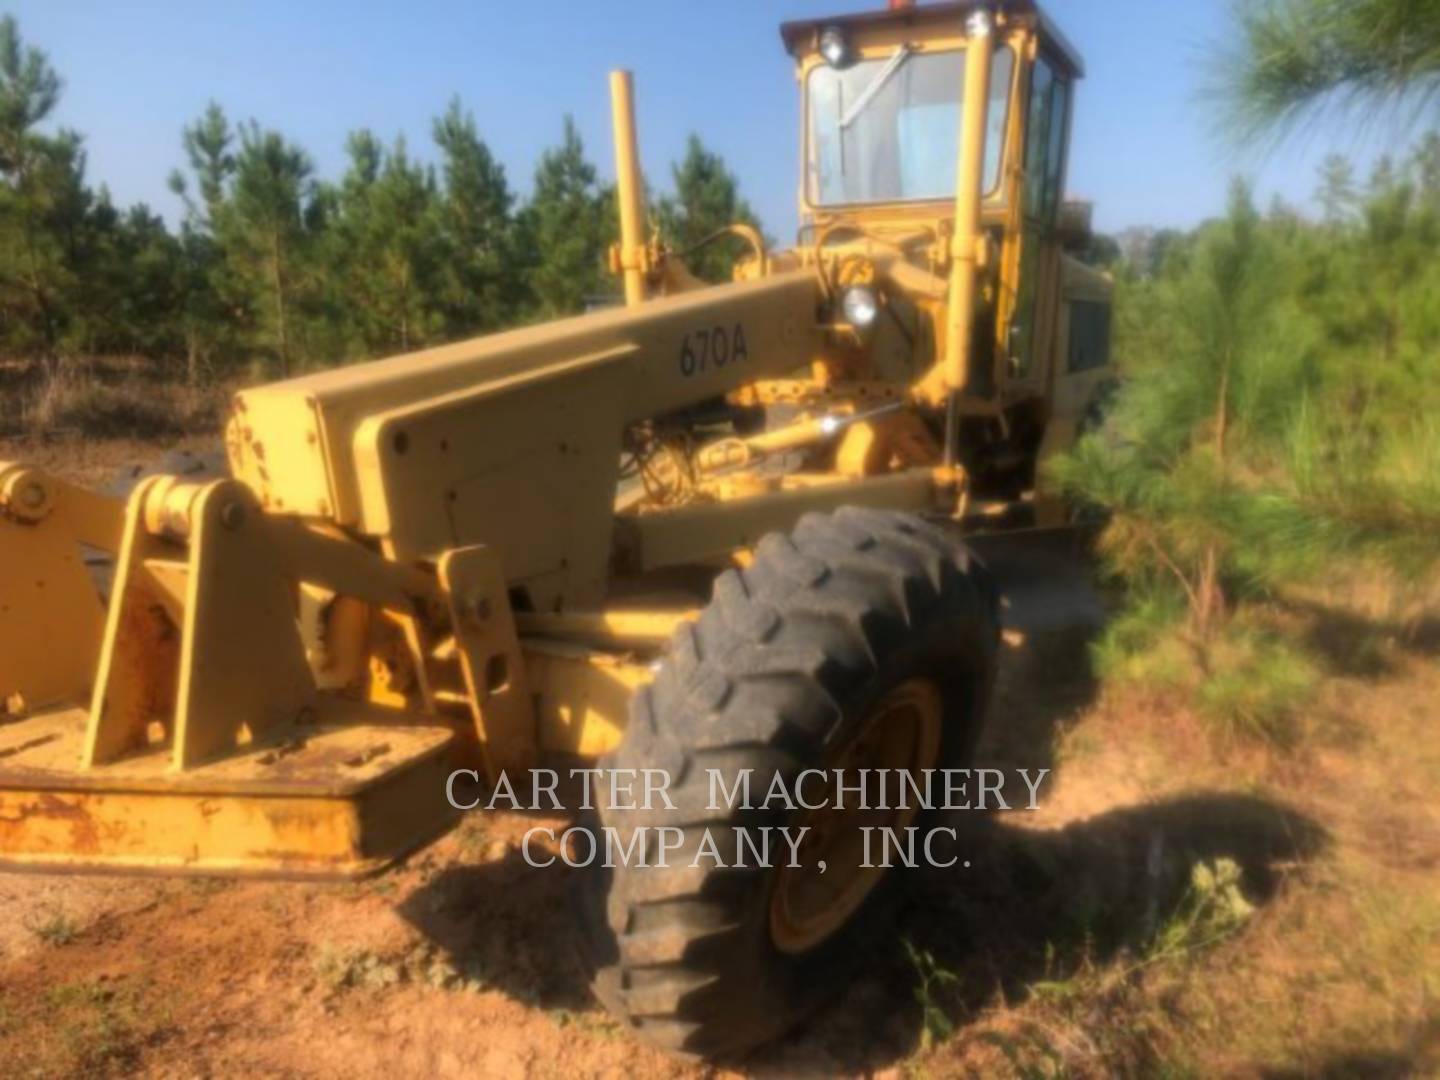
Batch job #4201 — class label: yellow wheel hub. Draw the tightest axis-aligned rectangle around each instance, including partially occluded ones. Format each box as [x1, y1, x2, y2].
[768, 677, 943, 954]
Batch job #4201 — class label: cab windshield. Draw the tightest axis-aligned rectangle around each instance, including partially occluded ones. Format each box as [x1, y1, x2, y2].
[806, 46, 1014, 206]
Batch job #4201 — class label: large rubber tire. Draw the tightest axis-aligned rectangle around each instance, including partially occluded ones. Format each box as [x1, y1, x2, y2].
[580, 507, 1001, 1058]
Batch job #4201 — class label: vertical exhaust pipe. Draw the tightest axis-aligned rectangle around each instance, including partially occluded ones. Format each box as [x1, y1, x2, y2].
[942, 8, 995, 468]
[609, 70, 649, 307]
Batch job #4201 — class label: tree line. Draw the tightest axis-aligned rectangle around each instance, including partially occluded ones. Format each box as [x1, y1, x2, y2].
[0, 16, 760, 384]
[1051, 0, 1440, 740]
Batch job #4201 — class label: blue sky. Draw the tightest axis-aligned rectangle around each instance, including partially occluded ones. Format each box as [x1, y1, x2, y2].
[4, 0, 1401, 237]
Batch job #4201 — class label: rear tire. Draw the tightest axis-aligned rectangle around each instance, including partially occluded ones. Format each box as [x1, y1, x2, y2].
[579, 507, 1001, 1058]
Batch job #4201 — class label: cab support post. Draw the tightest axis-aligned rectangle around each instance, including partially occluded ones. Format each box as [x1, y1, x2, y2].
[942, 8, 995, 466]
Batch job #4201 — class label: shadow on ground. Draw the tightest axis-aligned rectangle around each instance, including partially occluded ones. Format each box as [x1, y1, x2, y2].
[400, 792, 1328, 1074]
[1286, 597, 1440, 679]
[761, 793, 1327, 1074]
[397, 532, 1328, 1073]
[1259, 1040, 1440, 1080]
[968, 525, 1107, 807]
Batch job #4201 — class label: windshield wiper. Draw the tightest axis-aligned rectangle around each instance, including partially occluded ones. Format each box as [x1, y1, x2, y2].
[840, 45, 914, 129]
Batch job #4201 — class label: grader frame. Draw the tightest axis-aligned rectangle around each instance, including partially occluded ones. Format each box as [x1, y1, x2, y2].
[0, 0, 1110, 877]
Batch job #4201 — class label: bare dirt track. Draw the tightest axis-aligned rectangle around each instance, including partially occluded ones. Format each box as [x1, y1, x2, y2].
[1, 439, 1438, 1078]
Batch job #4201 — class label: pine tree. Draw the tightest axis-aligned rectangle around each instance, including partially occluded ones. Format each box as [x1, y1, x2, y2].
[0, 17, 84, 369]
[432, 98, 516, 334]
[173, 106, 331, 374]
[169, 104, 244, 378]
[1411, 131, 1440, 215]
[1316, 154, 1357, 225]
[1051, 167, 1440, 718]
[654, 135, 762, 283]
[1223, 0, 1440, 137]
[1055, 186, 1277, 643]
[172, 103, 234, 233]
[332, 131, 446, 355]
[95, 201, 185, 362]
[222, 121, 320, 376]
[520, 115, 611, 316]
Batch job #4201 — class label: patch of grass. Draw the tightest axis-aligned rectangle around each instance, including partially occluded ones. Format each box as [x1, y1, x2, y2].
[342, 874, 398, 901]
[1194, 629, 1318, 746]
[977, 862, 1255, 1074]
[548, 1007, 622, 1038]
[1145, 858, 1256, 965]
[312, 945, 404, 992]
[1029, 940, 1100, 1009]
[1147, 853, 1440, 1073]
[904, 938, 961, 1051]
[27, 906, 80, 946]
[414, 943, 487, 993]
[453, 816, 492, 859]
[976, 1027, 1067, 1080]
[908, 609, 1438, 1079]
[16, 366, 222, 439]
[311, 941, 486, 995]
[1091, 590, 1194, 694]
[39, 979, 168, 1075]
[1055, 725, 1104, 765]
[1092, 592, 1320, 746]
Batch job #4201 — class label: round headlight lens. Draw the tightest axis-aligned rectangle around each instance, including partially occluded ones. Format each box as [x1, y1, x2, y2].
[819, 26, 850, 68]
[841, 286, 879, 328]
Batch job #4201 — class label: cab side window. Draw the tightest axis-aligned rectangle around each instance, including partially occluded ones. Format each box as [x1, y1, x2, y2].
[1011, 53, 1073, 380]
[1067, 300, 1111, 373]
[1024, 56, 1070, 225]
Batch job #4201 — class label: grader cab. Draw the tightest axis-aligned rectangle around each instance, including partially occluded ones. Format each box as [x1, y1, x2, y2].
[0, 0, 1109, 1056]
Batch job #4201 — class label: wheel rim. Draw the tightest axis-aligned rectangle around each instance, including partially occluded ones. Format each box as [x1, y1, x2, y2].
[768, 677, 944, 955]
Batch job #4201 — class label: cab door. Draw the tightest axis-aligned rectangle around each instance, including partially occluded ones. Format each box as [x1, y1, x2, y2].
[1005, 51, 1071, 396]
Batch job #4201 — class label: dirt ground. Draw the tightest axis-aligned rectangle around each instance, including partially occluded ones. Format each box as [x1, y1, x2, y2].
[1, 438, 1438, 1078]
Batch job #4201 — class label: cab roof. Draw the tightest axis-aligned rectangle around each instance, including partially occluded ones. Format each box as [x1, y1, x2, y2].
[779, 1, 1085, 79]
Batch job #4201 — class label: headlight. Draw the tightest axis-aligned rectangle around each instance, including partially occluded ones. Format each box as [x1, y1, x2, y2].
[841, 286, 879, 328]
[819, 26, 850, 68]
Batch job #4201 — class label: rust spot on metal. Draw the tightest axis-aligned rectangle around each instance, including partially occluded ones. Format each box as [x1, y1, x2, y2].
[0, 793, 104, 854]
[344, 743, 392, 768]
[0, 733, 58, 760]
[256, 737, 308, 766]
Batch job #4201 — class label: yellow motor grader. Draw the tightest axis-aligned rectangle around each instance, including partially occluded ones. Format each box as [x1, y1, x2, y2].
[0, 0, 1110, 1057]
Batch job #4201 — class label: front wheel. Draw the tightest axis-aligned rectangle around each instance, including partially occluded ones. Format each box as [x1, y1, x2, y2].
[579, 507, 1001, 1058]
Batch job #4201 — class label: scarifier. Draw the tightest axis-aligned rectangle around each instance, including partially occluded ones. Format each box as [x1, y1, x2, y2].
[0, 0, 1111, 1056]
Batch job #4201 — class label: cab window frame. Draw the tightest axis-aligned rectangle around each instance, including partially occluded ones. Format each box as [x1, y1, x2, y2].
[1023, 51, 1072, 227]
[800, 41, 1019, 212]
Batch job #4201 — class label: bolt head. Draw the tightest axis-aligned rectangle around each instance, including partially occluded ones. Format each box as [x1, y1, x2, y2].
[4, 476, 52, 520]
[219, 500, 246, 530]
[459, 592, 492, 628]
